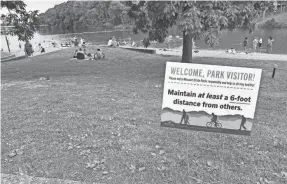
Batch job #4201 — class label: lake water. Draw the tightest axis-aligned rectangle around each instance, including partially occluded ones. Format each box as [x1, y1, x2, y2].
[1, 28, 287, 55]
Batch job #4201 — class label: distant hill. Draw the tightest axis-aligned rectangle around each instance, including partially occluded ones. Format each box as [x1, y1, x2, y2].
[38, 1, 133, 34]
[162, 107, 251, 120]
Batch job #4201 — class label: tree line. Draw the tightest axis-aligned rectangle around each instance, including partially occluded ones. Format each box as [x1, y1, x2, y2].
[38, 1, 134, 34]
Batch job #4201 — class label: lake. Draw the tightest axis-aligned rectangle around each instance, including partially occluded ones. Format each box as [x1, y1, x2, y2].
[1, 28, 287, 54]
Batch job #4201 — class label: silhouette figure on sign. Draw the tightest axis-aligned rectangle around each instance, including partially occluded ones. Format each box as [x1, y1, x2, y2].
[239, 115, 247, 131]
[179, 109, 186, 124]
[211, 113, 218, 127]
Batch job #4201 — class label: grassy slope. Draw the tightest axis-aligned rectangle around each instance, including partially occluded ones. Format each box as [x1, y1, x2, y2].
[1, 46, 287, 184]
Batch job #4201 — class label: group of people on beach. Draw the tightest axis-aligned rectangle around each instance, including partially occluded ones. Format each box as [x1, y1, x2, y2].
[226, 36, 275, 55]
[21, 38, 64, 57]
[107, 36, 119, 47]
[107, 36, 139, 47]
[244, 36, 274, 54]
[68, 36, 85, 47]
[23, 40, 46, 57]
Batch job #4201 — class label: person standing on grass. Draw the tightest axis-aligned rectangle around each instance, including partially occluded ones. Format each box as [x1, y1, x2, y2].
[243, 37, 248, 53]
[267, 36, 274, 54]
[24, 40, 34, 57]
[38, 44, 45, 54]
[258, 37, 263, 52]
[253, 37, 258, 52]
[179, 109, 187, 124]
[239, 115, 247, 131]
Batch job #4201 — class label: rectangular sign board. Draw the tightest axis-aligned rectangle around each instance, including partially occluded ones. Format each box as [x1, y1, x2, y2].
[161, 62, 262, 136]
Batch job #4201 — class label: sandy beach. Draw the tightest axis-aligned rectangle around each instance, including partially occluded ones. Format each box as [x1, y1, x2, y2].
[156, 47, 287, 61]
[12, 45, 69, 58]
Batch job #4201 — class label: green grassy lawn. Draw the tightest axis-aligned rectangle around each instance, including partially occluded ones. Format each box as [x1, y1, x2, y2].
[1, 46, 287, 184]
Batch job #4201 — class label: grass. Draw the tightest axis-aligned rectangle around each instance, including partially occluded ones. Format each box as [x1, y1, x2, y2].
[1, 46, 287, 184]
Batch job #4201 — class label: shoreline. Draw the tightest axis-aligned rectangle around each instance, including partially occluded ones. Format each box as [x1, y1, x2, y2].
[13, 45, 69, 58]
[156, 49, 287, 62]
[40, 28, 133, 36]
[118, 45, 287, 61]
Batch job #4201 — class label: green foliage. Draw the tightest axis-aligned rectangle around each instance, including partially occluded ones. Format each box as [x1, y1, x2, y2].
[203, 30, 222, 49]
[126, 1, 277, 44]
[38, 1, 133, 34]
[1, 1, 40, 41]
[257, 13, 287, 28]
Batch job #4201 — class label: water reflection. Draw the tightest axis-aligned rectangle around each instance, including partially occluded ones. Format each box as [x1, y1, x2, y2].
[1, 28, 287, 54]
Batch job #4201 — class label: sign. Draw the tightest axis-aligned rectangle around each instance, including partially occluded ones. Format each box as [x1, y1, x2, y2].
[161, 62, 262, 136]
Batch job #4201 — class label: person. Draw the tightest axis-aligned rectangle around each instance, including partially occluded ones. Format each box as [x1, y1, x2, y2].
[211, 113, 218, 127]
[128, 36, 132, 45]
[19, 43, 22, 49]
[65, 42, 71, 47]
[86, 53, 94, 60]
[24, 40, 34, 57]
[112, 36, 119, 47]
[74, 39, 79, 47]
[239, 115, 247, 131]
[73, 36, 77, 42]
[192, 39, 196, 49]
[179, 109, 187, 124]
[243, 37, 248, 53]
[112, 36, 116, 43]
[226, 48, 236, 54]
[76, 48, 85, 60]
[258, 37, 263, 52]
[38, 44, 45, 53]
[82, 48, 86, 55]
[107, 38, 113, 47]
[253, 37, 258, 52]
[94, 48, 105, 60]
[184, 115, 189, 125]
[82, 42, 86, 48]
[267, 36, 274, 54]
[258, 37, 263, 48]
[73, 50, 78, 58]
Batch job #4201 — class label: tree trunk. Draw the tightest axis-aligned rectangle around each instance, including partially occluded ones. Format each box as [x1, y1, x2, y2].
[181, 31, 193, 63]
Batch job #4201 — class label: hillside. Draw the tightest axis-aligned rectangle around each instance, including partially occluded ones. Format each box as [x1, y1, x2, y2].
[257, 13, 287, 28]
[38, 1, 133, 34]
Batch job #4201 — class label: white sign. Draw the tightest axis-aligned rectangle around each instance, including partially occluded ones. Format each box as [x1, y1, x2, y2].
[161, 62, 262, 136]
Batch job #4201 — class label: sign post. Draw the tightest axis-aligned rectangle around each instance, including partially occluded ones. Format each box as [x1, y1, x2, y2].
[161, 62, 262, 136]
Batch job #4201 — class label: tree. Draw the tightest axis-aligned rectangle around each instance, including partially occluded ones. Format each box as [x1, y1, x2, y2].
[1, 1, 40, 41]
[126, 1, 276, 63]
[39, 1, 133, 34]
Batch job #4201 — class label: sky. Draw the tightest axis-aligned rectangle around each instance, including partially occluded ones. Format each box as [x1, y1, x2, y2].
[23, 0, 67, 13]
